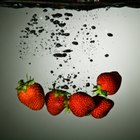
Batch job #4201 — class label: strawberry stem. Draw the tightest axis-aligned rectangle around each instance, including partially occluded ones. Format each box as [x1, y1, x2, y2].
[26, 73, 28, 81]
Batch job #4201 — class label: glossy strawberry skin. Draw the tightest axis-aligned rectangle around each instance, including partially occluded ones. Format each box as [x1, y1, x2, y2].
[91, 96, 114, 119]
[18, 83, 45, 110]
[69, 92, 95, 117]
[97, 71, 122, 95]
[45, 90, 67, 116]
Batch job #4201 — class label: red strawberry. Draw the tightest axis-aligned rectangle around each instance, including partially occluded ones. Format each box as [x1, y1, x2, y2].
[16, 79, 45, 110]
[45, 89, 70, 116]
[95, 71, 122, 95]
[69, 92, 95, 117]
[91, 96, 114, 119]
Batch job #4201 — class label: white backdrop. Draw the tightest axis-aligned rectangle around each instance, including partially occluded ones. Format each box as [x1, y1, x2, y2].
[0, 7, 140, 140]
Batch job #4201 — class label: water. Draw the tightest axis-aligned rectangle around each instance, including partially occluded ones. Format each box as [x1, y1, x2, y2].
[0, 7, 140, 140]
[16, 8, 104, 93]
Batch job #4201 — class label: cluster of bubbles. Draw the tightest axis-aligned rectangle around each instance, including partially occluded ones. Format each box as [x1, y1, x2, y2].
[17, 8, 113, 92]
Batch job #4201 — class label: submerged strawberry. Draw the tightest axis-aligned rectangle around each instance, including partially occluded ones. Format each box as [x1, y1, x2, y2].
[69, 92, 95, 117]
[16, 78, 45, 110]
[45, 89, 70, 116]
[91, 96, 114, 119]
[94, 71, 122, 96]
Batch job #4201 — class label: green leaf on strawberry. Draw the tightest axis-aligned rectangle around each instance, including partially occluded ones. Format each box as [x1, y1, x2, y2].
[93, 85, 108, 97]
[16, 78, 35, 93]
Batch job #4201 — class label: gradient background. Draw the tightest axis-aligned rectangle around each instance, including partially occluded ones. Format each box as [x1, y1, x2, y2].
[0, 7, 140, 140]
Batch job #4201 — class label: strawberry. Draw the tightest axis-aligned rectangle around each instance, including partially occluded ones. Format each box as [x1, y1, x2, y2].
[68, 92, 95, 117]
[45, 89, 70, 116]
[95, 71, 122, 96]
[91, 96, 114, 119]
[16, 78, 45, 110]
